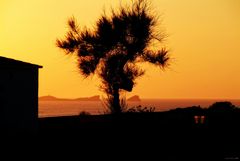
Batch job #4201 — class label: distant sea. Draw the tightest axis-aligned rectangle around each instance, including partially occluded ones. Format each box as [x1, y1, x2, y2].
[39, 99, 240, 118]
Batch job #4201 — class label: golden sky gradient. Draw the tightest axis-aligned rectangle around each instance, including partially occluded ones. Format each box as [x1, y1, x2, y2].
[1, 0, 240, 99]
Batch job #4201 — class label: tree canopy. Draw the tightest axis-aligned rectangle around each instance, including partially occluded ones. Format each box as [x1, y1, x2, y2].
[57, 0, 169, 113]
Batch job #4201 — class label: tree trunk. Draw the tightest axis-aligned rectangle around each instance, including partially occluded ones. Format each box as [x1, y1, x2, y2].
[113, 87, 121, 114]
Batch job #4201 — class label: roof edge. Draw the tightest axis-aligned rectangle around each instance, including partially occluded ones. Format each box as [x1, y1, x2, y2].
[0, 56, 43, 68]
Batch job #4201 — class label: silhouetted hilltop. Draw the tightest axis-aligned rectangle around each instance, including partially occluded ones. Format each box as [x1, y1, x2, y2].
[39, 95, 58, 101]
[127, 95, 141, 101]
[39, 95, 100, 101]
[74, 95, 100, 101]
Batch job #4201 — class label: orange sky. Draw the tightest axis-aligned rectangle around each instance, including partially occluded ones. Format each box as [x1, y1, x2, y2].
[0, 0, 240, 99]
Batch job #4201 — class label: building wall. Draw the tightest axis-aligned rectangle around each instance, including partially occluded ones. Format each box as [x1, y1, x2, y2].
[0, 68, 38, 131]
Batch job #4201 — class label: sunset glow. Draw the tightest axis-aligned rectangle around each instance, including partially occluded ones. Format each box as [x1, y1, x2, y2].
[1, 0, 240, 99]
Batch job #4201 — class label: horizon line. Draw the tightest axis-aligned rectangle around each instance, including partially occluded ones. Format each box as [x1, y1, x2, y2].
[39, 95, 240, 100]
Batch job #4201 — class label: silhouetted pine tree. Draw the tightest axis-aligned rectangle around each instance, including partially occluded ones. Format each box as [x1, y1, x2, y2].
[56, 0, 169, 114]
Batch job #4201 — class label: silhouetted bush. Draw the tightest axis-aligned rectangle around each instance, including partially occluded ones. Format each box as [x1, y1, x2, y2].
[206, 101, 240, 128]
[127, 105, 155, 113]
[208, 101, 236, 112]
[79, 111, 91, 117]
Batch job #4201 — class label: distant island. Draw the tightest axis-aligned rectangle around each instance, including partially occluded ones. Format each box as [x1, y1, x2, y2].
[39, 95, 141, 102]
[39, 95, 100, 101]
[127, 95, 141, 101]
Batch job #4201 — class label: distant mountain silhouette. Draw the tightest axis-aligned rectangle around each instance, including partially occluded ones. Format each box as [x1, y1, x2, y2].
[39, 95, 143, 101]
[127, 95, 141, 101]
[39, 95, 100, 101]
[39, 95, 58, 101]
[74, 95, 100, 101]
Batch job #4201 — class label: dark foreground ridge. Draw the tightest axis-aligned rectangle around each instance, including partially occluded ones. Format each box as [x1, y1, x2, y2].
[37, 102, 240, 160]
[2, 102, 240, 160]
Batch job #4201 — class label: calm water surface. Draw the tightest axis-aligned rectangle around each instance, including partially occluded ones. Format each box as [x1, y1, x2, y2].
[39, 99, 240, 118]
